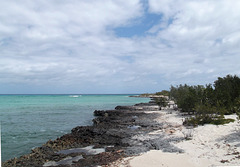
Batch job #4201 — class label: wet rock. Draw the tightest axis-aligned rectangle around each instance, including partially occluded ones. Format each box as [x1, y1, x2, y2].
[2, 101, 182, 167]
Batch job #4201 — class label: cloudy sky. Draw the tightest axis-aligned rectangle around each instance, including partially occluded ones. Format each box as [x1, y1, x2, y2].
[0, 0, 240, 94]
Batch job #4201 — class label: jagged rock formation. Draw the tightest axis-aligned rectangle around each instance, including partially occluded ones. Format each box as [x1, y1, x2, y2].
[2, 102, 183, 167]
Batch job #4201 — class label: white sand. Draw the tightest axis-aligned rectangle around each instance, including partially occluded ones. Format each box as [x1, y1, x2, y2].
[113, 110, 240, 167]
[129, 150, 210, 167]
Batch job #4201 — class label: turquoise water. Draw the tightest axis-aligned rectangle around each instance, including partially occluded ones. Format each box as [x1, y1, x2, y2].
[0, 94, 149, 161]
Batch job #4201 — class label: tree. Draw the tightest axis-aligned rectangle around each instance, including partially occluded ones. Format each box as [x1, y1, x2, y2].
[170, 84, 204, 113]
[214, 75, 240, 114]
[154, 97, 167, 108]
[171, 74, 240, 125]
[156, 90, 170, 96]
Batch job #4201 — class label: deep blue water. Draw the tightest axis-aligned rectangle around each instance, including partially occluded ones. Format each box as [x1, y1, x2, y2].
[0, 94, 149, 161]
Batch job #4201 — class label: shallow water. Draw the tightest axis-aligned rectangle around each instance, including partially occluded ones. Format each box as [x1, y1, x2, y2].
[0, 94, 149, 161]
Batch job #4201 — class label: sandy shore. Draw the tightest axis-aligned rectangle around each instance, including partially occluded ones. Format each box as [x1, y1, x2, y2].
[3, 102, 240, 167]
[114, 110, 240, 167]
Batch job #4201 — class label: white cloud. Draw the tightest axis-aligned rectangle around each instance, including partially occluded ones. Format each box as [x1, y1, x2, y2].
[0, 0, 240, 93]
[146, 0, 240, 83]
[148, 0, 179, 18]
[0, 0, 143, 38]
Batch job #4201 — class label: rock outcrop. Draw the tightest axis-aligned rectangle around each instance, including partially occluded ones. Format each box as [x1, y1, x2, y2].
[3, 101, 183, 167]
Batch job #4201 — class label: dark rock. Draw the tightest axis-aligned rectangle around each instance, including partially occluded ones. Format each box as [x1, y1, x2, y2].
[2, 102, 183, 167]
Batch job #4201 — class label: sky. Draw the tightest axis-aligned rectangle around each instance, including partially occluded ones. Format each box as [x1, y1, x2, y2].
[0, 0, 240, 94]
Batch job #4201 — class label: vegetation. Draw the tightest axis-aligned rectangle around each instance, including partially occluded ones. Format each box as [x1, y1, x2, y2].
[140, 90, 170, 108]
[155, 90, 170, 96]
[139, 93, 152, 96]
[170, 74, 240, 126]
[183, 115, 235, 126]
[154, 97, 167, 107]
[140, 90, 170, 97]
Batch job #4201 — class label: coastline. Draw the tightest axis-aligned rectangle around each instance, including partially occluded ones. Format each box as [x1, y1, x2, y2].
[0, 94, 150, 162]
[114, 111, 240, 167]
[3, 99, 166, 166]
[2, 99, 240, 167]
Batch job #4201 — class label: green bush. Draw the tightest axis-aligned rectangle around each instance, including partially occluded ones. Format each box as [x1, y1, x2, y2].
[156, 90, 170, 96]
[211, 118, 235, 125]
[195, 104, 228, 115]
[183, 114, 235, 126]
[170, 75, 240, 126]
[154, 97, 167, 107]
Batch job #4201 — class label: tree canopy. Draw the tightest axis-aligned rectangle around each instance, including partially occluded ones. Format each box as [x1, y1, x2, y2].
[169, 74, 240, 126]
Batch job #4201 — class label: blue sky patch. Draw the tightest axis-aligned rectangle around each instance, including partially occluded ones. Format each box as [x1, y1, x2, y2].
[114, 13, 163, 38]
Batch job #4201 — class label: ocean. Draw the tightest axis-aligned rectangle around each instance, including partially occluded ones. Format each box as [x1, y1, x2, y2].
[0, 94, 149, 161]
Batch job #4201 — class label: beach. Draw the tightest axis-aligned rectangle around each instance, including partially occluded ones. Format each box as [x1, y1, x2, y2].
[2, 99, 240, 167]
[114, 110, 240, 167]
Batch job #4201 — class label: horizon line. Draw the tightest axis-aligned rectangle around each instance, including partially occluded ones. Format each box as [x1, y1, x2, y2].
[0, 93, 145, 95]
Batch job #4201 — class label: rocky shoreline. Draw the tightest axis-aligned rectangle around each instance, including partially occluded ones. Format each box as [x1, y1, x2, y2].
[3, 99, 183, 167]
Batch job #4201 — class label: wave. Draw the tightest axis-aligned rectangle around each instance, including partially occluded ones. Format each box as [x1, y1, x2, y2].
[69, 95, 81, 98]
